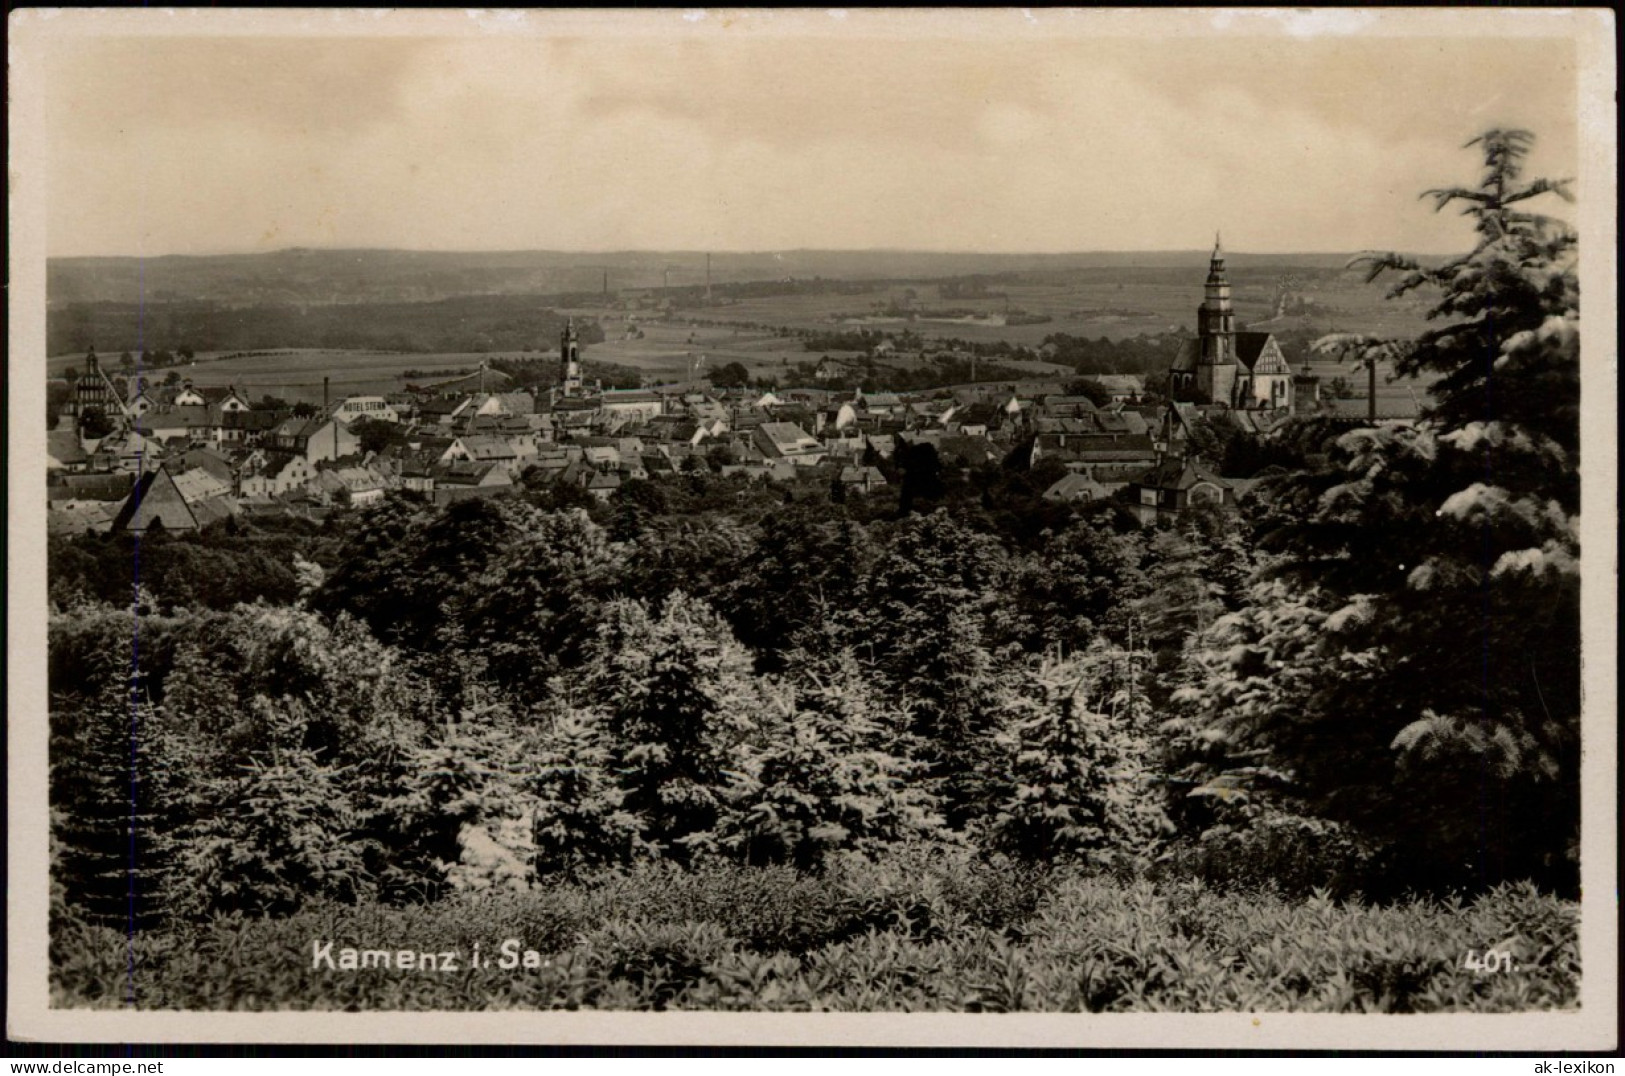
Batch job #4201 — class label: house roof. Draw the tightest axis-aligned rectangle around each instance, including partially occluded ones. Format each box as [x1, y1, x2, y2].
[49, 500, 121, 535]
[436, 459, 510, 486]
[144, 405, 219, 430]
[112, 465, 238, 532]
[1169, 337, 1201, 374]
[261, 451, 304, 479]
[756, 421, 820, 454]
[171, 447, 236, 484]
[222, 409, 288, 431]
[857, 392, 903, 408]
[1133, 455, 1232, 493]
[839, 465, 886, 485]
[600, 389, 661, 405]
[1234, 332, 1289, 374]
[47, 431, 88, 467]
[1040, 395, 1100, 413]
[1045, 472, 1110, 501]
[457, 435, 518, 460]
[49, 472, 135, 501]
[418, 396, 469, 416]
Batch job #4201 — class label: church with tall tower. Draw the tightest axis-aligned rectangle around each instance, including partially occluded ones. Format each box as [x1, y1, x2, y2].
[559, 318, 584, 397]
[1169, 237, 1294, 411]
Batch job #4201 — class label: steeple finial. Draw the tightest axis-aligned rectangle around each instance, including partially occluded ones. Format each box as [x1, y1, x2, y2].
[1213, 231, 1223, 256]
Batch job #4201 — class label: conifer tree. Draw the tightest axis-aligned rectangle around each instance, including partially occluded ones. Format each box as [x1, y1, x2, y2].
[583, 592, 764, 861]
[1183, 130, 1581, 894]
[992, 651, 1169, 864]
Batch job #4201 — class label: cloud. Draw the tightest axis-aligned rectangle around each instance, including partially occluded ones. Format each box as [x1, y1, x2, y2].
[43, 30, 1581, 255]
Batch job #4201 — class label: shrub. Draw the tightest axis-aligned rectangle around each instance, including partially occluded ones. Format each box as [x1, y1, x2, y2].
[1156, 811, 1379, 901]
[52, 859, 1579, 1012]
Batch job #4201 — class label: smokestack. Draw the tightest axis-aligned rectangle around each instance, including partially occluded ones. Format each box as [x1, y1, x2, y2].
[705, 253, 712, 301]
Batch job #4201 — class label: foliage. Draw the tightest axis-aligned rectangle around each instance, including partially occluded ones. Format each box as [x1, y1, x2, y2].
[170, 742, 378, 920]
[864, 512, 1015, 827]
[78, 406, 116, 440]
[1332, 128, 1577, 447]
[460, 508, 627, 705]
[1180, 130, 1581, 895]
[991, 652, 1170, 864]
[580, 593, 766, 861]
[351, 416, 411, 456]
[728, 507, 876, 663]
[724, 656, 943, 870]
[1007, 520, 1148, 652]
[50, 686, 193, 929]
[53, 862, 1579, 1013]
[526, 711, 647, 879]
[709, 361, 753, 389]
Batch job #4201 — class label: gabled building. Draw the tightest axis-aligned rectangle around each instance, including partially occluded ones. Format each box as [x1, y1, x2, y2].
[270, 414, 360, 464]
[443, 435, 519, 469]
[239, 451, 315, 498]
[138, 406, 222, 447]
[1169, 237, 1294, 412]
[598, 389, 664, 424]
[111, 465, 239, 534]
[67, 348, 131, 436]
[837, 464, 888, 494]
[330, 395, 400, 425]
[417, 395, 470, 427]
[1125, 455, 1235, 526]
[1044, 472, 1112, 504]
[753, 421, 825, 465]
[220, 408, 288, 446]
[169, 446, 237, 488]
[172, 380, 207, 407]
[431, 459, 514, 506]
[90, 429, 162, 474]
[47, 431, 90, 472]
[1091, 376, 1148, 405]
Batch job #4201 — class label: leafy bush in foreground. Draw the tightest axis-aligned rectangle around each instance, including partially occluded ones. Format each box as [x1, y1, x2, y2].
[52, 859, 1577, 1013]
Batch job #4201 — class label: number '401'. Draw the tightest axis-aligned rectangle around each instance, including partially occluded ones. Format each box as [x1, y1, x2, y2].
[1463, 948, 1516, 973]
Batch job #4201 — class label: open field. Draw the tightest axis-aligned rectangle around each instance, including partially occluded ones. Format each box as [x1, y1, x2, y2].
[44, 257, 1440, 403]
[47, 342, 1436, 410]
[45, 349, 543, 405]
[661, 266, 1434, 347]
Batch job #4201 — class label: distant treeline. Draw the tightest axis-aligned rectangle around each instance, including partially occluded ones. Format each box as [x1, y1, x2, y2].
[486, 353, 642, 392]
[47, 297, 601, 356]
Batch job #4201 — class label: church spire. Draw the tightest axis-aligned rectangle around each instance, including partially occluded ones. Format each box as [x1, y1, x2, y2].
[1195, 231, 1237, 402]
[560, 317, 583, 398]
[1207, 233, 1228, 285]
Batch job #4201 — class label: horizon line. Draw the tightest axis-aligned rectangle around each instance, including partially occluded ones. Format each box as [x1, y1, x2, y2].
[46, 244, 1449, 262]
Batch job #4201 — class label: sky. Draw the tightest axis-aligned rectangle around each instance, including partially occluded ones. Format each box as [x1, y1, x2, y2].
[36, 10, 1586, 258]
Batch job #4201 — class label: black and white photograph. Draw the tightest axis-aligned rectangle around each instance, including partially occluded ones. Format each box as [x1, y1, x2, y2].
[7, 7, 1617, 1050]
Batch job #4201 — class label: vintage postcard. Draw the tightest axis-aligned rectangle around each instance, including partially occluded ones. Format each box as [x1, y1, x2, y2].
[7, 7, 1617, 1050]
